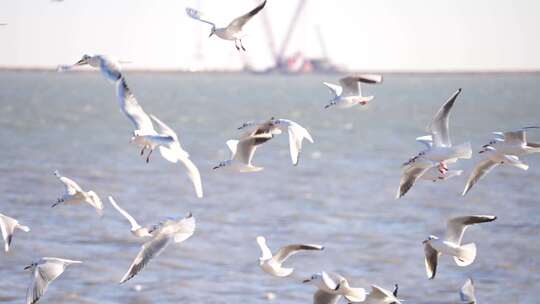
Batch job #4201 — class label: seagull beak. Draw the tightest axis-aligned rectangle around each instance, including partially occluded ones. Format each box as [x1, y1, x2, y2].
[24, 265, 32, 270]
[302, 279, 311, 284]
[74, 58, 87, 66]
[422, 239, 428, 244]
[478, 150, 485, 154]
[212, 165, 220, 170]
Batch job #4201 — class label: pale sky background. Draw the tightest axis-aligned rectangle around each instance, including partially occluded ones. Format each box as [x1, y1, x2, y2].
[1, 0, 539, 71]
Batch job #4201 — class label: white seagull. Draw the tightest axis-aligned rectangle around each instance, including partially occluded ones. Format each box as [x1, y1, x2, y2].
[303, 272, 367, 303]
[462, 146, 529, 195]
[52, 170, 103, 216]
[0, 213, 30, 252]
[238, 118, 314, 165]
[108, 196, 152, 238]
[25, 257, 82, 304]
[323, 74, 383, 109]
[58, 54, 123, 83]
[256, 236, 323, 277]
[120, 213, 195, 283]
[423, 215, 497, 279]
[403, 88, 472, 172]
[364, 284, 402, 304]
[186, 1, 267, 51]
[213, 129, 273, 172]
[482, 126, 540, 156]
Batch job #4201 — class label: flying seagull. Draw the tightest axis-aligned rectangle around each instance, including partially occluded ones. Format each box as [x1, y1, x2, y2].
[52, 170, 103, 216]
[58, 54, 124, 83]
[25, 257, 82, 304]
[213, 128, 273, 172]
[256, 236, 323, 277]
[120, 213, 195, 283]
[303, 272, 367, 303]
[186, 1, 267, 51]
[108, 196, 152, 238]
[0, 213, 30, 252]
[482, 126, 540, 156]
[423, 215, 496, 279]
[403, 89, 472, 173]
[323, 74, 383, 109]
[238, 118, 314, 165]
[460, 278, 477, 304]
[462, 146, 528, 195]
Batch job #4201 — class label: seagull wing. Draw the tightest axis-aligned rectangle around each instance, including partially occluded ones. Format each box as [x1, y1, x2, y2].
[27, 259, 73, 304]
[396, 160, 434, 199]
[323, 82, 343, 98]
[108, 196, 141, 230]
[256, 236, 273, 260]
[314, 289, 341, 304]
[85, 191, 103, 216]
[416, 135, 433, 149]
[98, 55, 122, 82]
[178, 156, 203, 198]
[234, 137, 259, 165]
[171, 214, 196, 243]
[366, 285, 400, 303]
[501, 130, 526, 145]
[446, 215, 497, 245]
[286, 121, 314, 166]
[273, 244, 324, 264]
[321, 271, 338, 290]
[185, 7, 216, 27]
[462, 158, 499, 196]
[424, 242, 440, 279]
[339, 74, 383, 96]
[54, 171, 82, 195]
[226, 0, 267, 32]
[429, 88, 462, 147]
[0, 214, 16, 252]
[120, 234, 172, 283]
[116, 78, 156, 135]
[460, 278, 476, 303]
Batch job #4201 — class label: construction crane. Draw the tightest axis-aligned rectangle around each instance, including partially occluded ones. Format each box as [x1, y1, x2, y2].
[276, 0, 308, 67]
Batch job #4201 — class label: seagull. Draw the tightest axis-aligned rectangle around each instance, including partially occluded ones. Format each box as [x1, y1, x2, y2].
[120, 213, 195, 283]
[462, 146, 528, 195]
[186, 0, 267, 51]
[323, 74, 383, 109]
[108, 196, 152, 238]
[238, 118, 314, 165]
[256, 236, 323, 277]
[0, 213, 30, 252]
[52, 170, 103, 216]
[403, 89, 472, 172]
[213, 129, 273, 172]
[423, 215, 497, 279]
[482, 126, 540, 156]
[364, 284, 402, 304]
[303, 272, 367, 303]
[460, 278, 477, 304]
[25, 257, 82, 304]
[58, 54, 123, 83]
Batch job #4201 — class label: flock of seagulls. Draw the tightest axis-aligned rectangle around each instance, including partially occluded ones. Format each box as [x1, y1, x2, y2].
[1, 1, 537, 303]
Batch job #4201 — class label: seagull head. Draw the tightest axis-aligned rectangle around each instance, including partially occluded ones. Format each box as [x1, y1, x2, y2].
[24, 262, 37, 270]
[302, 273, 322, 284]
[422, 235, 438, 244]
[75, 54, 92, 66]
[479, 146, 496, 154]
[212, 161, 228, 170]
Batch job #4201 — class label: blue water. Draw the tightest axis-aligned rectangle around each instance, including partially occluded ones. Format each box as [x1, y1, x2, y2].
[0, 71, 539, 303]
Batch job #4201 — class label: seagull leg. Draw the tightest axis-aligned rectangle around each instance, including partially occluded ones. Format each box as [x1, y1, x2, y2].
[140, 146, 146, 156]
[240, 39, 246, 51]
[234, 40, 240, 51]
[146, 149, 153, 163]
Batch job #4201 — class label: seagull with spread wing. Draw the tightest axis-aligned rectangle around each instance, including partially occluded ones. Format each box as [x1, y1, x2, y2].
[323, 74, 383, 109]
[186, 1, 267, 51]
[256, 236, 323, 277]
[423, 215, 496, 279]
[303, 272, 367, 304]
[119, 213, 195, 283]
[52, 170, 103, 216]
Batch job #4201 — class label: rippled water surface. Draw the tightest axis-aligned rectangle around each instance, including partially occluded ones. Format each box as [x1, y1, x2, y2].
[1, 71, 539, 303]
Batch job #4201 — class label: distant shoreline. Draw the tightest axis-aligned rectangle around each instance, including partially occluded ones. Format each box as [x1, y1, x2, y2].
[0, 67, 539, 75]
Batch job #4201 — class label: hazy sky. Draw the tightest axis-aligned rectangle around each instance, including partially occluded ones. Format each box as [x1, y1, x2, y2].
[1, 0, 539, 71]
